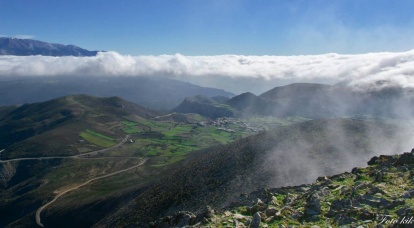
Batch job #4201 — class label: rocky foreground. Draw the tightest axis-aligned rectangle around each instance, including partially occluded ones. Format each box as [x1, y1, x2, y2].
[153, 150, 414, 227]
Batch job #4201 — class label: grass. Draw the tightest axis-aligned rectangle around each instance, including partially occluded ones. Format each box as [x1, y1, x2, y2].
[80, 129, 117, 147]
[121, 120, 143, 134]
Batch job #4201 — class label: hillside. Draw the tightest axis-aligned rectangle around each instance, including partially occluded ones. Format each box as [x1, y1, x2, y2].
[1, 95, 276, 227]
[0, 94, 163, 159]
[97, 118, 413, 227]
[157, 149, 414, 227]
[0, 37, 99, 56]
[172, 95, 236, 119]
[0, 76, 234, 110]
[225, 92, 280, 117]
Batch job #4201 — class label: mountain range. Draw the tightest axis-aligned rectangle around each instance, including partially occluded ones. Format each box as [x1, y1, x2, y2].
[174, 82, 414, 119]
[0, 76, 234, 110]
[0, 37, 99, 56]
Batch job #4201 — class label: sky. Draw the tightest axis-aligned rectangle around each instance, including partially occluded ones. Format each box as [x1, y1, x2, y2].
[1, 0, 414, 94]
[1, 0, 414, 55]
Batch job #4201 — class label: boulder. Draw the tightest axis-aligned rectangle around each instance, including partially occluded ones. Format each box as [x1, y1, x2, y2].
[250, 212, 261, 228]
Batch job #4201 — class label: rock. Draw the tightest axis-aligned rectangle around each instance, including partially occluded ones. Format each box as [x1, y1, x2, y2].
[359, 209, 376, 220]
[250, 212, 261, 228]
[255, 198, 264, 205]
[176, 213, 193, 227]
[402, 190, 414, 198]
[291, 211, 303, 219]
[352, 167, 363, 174]
[305, 199, 320, 216]
[265, 216, 275, 223]
[368, 156, 379, 165]
[283, 193, 295, 205]
[327, 199, 355, 217]
[305, 215, 320, 222]
[397, 206, 413, 217]
[168, 211, 196, 227]
[233, 214, 247, 222]
[265, 207, 278, 217]
[304, 189, 329, 217]
[368, 186, 386, 195]
[202, 205, 215, 219]
[356, 194, 382, 207]
[334, 214, 357, 225]
[224, 210, 232, 217]
[249, 198, 268, 214]
[374, 171, 384, 182]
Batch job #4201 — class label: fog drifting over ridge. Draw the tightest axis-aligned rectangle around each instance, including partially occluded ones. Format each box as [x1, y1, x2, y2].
[1, 50, 414, 94]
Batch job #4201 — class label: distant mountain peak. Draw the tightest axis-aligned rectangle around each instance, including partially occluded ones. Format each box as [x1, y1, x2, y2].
[0, 37, 100, 56]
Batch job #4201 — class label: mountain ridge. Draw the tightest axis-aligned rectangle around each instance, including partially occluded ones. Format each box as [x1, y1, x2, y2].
[0, 76, 234, 110]
[0, 37, 100, 56]
[173, 82, 414, 119]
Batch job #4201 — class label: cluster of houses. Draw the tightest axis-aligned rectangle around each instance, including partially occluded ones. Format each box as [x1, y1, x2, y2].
[197, 117, 263, 133]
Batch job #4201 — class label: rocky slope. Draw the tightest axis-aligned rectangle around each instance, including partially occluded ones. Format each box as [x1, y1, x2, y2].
[154, 149, 414, 227]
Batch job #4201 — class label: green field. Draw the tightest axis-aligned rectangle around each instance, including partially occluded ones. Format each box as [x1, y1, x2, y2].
[80, 129, 117, 147]
[110, 116, 310, 166]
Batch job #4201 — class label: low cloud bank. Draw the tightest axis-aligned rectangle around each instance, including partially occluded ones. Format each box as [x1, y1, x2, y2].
[1, 50, 414, 92]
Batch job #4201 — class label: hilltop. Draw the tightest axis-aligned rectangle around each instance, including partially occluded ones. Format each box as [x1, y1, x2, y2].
[0, 94, 163, 159]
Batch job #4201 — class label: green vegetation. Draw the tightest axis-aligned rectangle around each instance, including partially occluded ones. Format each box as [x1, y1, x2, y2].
[121, 120, 143, 134]
[80, 129, 116, 147]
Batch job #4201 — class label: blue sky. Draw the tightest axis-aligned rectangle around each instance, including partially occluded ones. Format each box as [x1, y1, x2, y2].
[1, 0, 414, 55]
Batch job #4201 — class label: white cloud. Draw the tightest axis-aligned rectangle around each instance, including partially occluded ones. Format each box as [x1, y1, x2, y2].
[1, 50, 414, 93]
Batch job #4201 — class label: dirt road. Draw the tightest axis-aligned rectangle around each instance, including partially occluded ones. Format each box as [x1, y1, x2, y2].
[0, 135, 130, 163]
[35, 157, 148, 227]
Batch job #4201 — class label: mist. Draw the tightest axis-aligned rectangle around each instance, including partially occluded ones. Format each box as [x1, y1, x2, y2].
[259, 120, 414, 188]
[1, 50, 414, 94]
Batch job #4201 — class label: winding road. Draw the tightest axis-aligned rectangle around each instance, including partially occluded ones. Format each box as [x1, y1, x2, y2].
[0, 134, 143, 227]
[35, 157, 148, 227]
[0, 135, 130, 163]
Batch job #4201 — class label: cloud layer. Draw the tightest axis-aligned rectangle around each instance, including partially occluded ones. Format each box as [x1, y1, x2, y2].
[1, 50, 414, 93]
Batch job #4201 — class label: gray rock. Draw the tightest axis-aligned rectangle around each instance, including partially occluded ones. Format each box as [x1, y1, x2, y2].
[334, 214, 357, 225]
[176, 214, 191, 227]
[397, 206, 413, 216]
[305, 189, 329, 216]
[265, 207, 278, 217]
[403, 190, 414, 198]
[374, 171, 384, 182]
[250, 212, 261, 228]
[203, 205, 215, 218]
[305, 199, 320, 216]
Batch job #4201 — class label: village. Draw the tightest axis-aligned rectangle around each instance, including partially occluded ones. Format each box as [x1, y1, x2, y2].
[197, 117, 264, 133]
